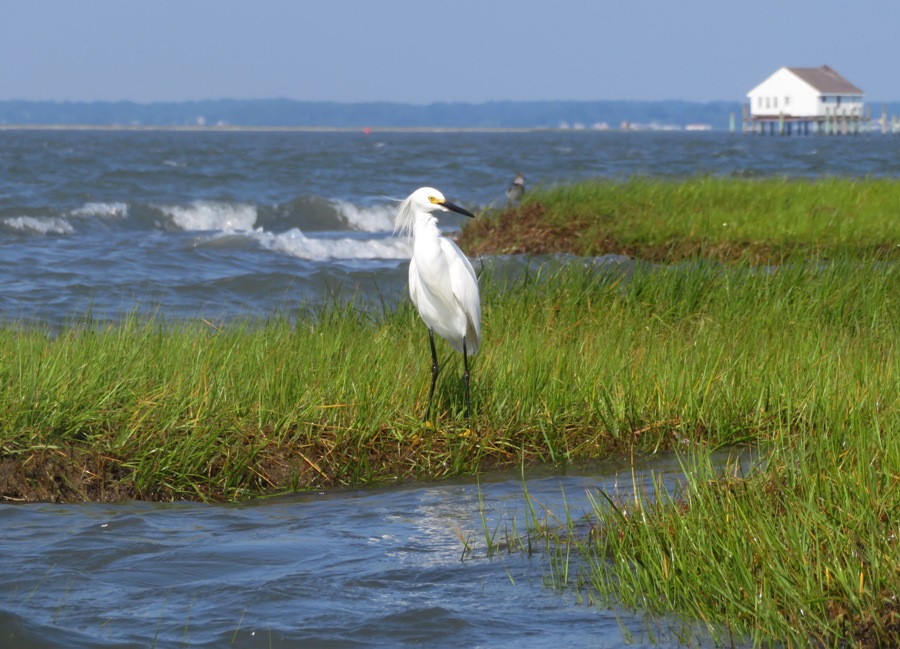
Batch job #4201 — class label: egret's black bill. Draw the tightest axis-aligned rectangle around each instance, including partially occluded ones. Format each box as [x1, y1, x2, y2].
[442, 200, 475, 218]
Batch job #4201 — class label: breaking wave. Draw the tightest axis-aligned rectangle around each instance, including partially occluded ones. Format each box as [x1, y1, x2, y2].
[1, 202, 130, 235]
[330, 200, 396, 232]
[254, 229, 411, 262]
[159, 201, 258, 232]
[1, 195, 411, 262]
[254, 196, 396, 233]
[2, 216, 75, 235]
[70, 202, 129, 218]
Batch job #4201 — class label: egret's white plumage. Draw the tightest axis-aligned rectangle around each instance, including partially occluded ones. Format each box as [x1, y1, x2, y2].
[395, 187, 481, 421]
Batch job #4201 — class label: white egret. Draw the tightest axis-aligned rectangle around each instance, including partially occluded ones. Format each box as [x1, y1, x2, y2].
[506, 173, 525, 205]
[395, 187, 481, 423]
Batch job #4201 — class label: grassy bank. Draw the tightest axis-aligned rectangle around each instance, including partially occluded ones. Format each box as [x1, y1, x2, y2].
[540, 416, 899, 646]
[1, 257, 896, 504]
[459, 177, 900, 262]
[441, 178, 900, 645]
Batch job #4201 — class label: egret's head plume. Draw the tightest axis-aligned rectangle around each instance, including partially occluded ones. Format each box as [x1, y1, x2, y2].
[394, 187, 445, 238]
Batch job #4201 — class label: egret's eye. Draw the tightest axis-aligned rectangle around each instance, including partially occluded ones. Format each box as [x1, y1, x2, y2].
[428, 196, 440, 204]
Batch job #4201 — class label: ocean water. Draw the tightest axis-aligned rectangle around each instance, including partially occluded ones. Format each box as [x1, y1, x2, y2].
[0, 454, 746, 649]
[0, 129, 894, 647]
[2, 128, 897, 327]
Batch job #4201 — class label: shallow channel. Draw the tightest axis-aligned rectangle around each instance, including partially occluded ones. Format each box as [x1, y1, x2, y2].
[0, 452, 745, 648]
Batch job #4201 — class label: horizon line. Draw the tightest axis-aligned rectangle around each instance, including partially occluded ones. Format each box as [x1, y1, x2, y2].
[0, 97, 780, 105]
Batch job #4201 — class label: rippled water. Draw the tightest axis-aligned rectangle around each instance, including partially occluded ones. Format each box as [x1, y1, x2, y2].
[0, 454, 738, 648]
[2, 129, 897, 327]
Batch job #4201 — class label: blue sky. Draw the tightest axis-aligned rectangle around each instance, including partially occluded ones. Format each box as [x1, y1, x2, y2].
[1, 0, 896, 103]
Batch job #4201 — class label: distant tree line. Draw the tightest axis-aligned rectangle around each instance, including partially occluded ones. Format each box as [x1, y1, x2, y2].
[1, 99, 898, 129]
[0, 99, 738, 129]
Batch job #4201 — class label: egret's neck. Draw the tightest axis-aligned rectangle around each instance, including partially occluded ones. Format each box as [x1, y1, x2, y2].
[413, 212, 440, 241]
[412, 213, 444, 261]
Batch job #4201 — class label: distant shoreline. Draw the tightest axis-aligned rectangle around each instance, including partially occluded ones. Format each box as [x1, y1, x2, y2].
[0, 124, 550, 134]
[4, 98, 897, 133]
[0, 124, 723, 134]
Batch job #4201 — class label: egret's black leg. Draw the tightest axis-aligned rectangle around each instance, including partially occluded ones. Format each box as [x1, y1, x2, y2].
[463, 336, 471, 425]
[425, 329, 440, 422]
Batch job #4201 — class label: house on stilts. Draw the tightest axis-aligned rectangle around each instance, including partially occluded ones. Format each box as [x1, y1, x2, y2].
[744, 65, 866, 135]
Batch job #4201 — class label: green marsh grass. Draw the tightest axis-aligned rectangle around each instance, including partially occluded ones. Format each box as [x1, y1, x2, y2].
[459, 177, 900, 262]
[1, 256, 895, 505]
[540, 422, 900, 646]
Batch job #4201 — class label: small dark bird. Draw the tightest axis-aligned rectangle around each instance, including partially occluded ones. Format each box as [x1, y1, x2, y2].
[506, 173, 525, 205]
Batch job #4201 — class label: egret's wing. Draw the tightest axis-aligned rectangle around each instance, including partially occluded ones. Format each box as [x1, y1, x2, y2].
[408, 256, 420, 311]
[440, 238, 481, 355]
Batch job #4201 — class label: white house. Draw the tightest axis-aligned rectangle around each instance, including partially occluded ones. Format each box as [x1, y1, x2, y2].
[747, 65, 863, 119]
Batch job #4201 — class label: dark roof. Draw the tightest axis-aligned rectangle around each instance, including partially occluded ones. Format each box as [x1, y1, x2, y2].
[788, 66, 863, 95]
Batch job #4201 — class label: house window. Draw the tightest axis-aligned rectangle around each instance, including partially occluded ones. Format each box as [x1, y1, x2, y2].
[785, 96, 790, 107]
[774, 97, 778, 108]
[765, 97, 770, 109]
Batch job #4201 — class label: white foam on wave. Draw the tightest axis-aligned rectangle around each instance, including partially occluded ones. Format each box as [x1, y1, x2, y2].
[2, 216, 75, 235]
[332, 200, 397, 232]
[256, 228, 411, 261]
[70, 202, 129, 217]
[161, 201, 257, 231]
